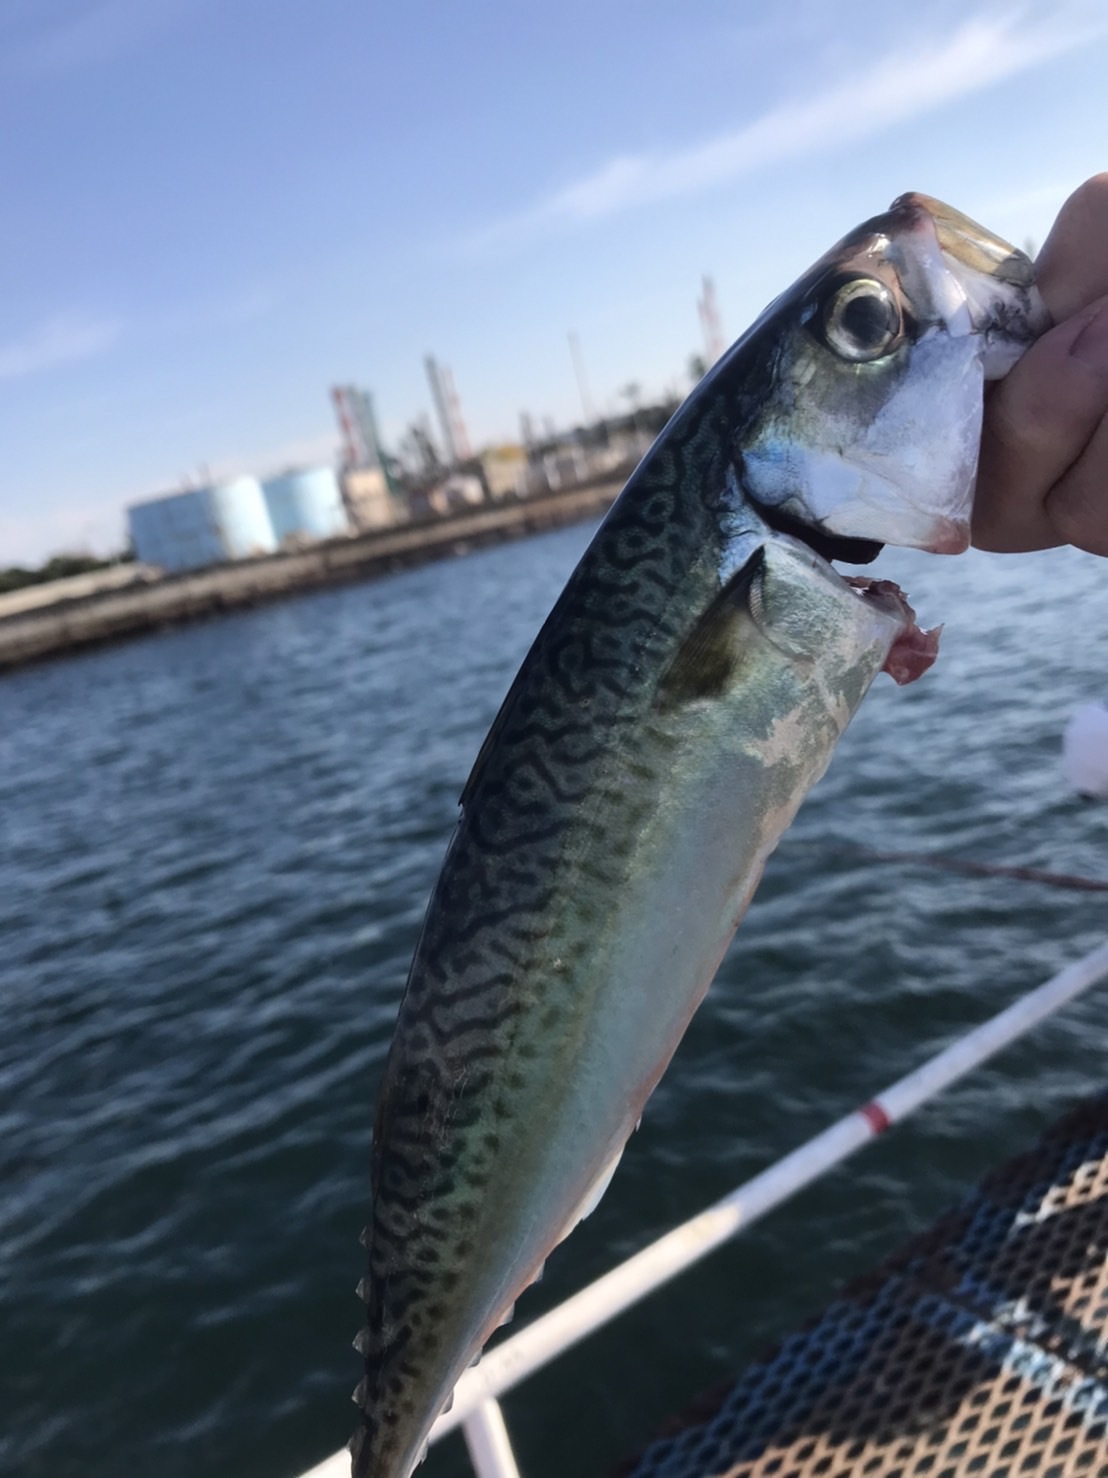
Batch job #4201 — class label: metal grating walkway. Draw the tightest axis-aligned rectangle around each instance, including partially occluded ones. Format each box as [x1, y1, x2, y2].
[618, 1097, 1108, 1478]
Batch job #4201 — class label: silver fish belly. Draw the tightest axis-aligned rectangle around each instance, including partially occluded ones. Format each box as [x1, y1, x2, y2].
[352, 194, 1047, 1478]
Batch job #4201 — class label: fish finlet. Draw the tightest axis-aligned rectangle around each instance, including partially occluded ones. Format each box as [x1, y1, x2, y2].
[352, 1376, 368, 1408]
[355, 1276, 371, 1303]
[353, 1326, 371, 1355]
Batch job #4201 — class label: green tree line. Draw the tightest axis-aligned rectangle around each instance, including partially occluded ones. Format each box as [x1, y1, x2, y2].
[0, 549, 133, 596]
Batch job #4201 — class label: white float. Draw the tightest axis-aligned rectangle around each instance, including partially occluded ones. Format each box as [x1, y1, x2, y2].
[1062, 701, 1108, 797]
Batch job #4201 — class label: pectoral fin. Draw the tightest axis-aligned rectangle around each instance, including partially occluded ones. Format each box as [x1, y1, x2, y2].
[658, 545, 766, 706]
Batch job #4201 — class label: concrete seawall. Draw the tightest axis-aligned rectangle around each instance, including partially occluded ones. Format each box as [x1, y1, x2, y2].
[0, 482, 621, 674]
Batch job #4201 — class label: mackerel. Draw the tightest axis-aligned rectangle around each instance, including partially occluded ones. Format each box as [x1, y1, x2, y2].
[352, 194, 1048, 1478]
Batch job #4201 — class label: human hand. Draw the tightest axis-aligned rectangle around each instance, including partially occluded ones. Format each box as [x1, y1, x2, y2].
[972, 174, 1108, 555]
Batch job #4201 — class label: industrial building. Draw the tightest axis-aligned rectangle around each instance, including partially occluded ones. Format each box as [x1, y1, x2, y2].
[341, 467, 403, 531]
[332, 386, 387, 471]
[479, 445, 529, 499]
[127, 477, 277, 573]
[331, 385, 408, 530]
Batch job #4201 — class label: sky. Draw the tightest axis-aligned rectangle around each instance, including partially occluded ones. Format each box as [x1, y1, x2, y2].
[0, 0, 1106, 563]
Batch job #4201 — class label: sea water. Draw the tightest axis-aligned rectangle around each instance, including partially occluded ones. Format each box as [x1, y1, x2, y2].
[1, 524, 1105, 1477]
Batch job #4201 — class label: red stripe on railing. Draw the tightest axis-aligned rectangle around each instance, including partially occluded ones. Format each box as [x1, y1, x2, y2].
[860, 1100, 891, 1134]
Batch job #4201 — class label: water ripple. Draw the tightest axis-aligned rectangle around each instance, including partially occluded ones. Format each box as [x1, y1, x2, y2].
[1, 529, 1106, 1477]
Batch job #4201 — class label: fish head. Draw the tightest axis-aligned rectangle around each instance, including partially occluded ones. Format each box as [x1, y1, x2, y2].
[735, 193, 1050, 554]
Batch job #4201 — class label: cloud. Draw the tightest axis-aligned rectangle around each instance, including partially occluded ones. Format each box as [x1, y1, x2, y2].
[465, 7, 1104, 252]
[0, 282, 270, 387]
[0, 313, 121, 380]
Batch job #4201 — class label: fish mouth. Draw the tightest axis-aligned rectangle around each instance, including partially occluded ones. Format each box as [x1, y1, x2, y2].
[750, 498, 884, 566]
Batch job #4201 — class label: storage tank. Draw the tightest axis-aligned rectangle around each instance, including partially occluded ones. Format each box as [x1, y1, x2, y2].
[127, 477, 277, 572]
[128, 488, 225, 572]
[262, 467, 349, 545]
[207, 476, 278, 560]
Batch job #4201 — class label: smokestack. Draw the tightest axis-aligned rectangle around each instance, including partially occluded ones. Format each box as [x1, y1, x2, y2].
[331, 385, 385, 471]
[425, 356, 458, 468]
[441, 365, 472, 462]
[568, 331, 596, 425]
[697, 277, 725, 367]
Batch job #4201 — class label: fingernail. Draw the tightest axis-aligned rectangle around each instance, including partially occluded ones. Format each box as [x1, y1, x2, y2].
[1070, 300, 1108, 368]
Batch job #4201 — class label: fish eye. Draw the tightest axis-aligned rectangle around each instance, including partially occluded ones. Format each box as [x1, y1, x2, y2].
[821, 278, 902, 362]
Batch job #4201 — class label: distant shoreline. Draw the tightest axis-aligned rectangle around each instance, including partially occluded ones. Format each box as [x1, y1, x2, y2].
[0, 480, 621, 674]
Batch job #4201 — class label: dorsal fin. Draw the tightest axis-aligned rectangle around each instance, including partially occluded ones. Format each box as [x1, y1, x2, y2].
[657, 545, 766, 706]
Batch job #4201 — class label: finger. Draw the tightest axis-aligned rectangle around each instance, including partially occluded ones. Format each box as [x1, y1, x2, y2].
[1046, 398, 1108, 556]
[1035, 173, 1108, 321]
[973, 296, 1108, 552]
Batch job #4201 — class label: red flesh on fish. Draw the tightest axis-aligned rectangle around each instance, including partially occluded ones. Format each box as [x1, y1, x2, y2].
[846, 577, 941, 686]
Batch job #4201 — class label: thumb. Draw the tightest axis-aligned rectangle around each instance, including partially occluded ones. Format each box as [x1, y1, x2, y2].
[972, 295, 1108, 553]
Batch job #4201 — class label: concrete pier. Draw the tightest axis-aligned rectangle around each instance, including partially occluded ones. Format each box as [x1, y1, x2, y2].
[0, 482, 620, 674]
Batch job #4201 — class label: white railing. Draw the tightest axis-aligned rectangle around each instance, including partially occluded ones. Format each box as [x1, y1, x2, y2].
[301, 939, 1108, 1478]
